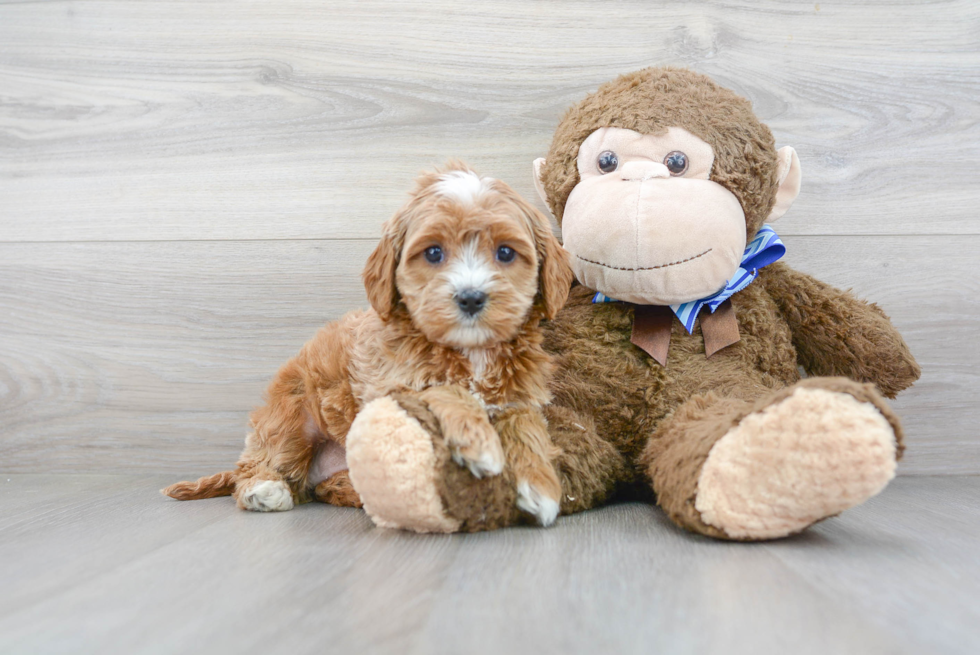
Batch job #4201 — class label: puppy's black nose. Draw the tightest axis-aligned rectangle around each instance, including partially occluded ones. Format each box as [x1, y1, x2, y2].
[456, 289, 487, 316]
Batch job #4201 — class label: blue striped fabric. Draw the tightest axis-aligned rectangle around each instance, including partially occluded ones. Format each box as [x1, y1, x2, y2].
[593, 224, 786, 334]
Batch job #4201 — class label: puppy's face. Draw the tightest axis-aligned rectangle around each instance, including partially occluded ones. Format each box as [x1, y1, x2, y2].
[364, 166, 572, 349]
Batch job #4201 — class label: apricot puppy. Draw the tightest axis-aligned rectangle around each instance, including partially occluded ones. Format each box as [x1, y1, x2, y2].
[163, 162, 574, 526]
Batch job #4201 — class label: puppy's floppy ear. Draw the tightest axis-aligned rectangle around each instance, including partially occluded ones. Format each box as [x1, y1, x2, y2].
[507, 187, 573, 320]
[363, 212, 409, 321]
[364, 171, 442, 320]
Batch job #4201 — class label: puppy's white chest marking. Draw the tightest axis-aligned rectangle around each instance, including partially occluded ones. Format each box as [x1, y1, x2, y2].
[462, 347, 495, 407]
[459, 348, 531, 417]
[463, 347, 490, 382]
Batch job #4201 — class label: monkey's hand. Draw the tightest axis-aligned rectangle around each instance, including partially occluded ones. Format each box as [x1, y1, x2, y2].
[759, 262, 920, 398]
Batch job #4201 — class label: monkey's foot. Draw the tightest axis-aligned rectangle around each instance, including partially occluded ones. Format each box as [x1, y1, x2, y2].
[695, 384, 898, 540]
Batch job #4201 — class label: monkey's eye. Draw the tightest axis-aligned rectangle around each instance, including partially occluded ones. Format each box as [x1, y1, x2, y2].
[597, 150, 619, 174]
[664, 151, 689, 176]
[423, 246, 444, 264]
[496, 245, 516, 263]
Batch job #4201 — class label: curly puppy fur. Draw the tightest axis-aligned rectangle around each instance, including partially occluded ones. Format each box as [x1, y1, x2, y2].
[163, 162, 573, 516]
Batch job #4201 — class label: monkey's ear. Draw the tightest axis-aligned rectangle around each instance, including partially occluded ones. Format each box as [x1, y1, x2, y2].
[532, 158, 550, 209]
[362, 217, 405, 321]
[768, 146, 802, 222]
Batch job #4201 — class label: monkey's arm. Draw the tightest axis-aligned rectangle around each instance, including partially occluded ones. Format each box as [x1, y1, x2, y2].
[758, 262, 920, 398]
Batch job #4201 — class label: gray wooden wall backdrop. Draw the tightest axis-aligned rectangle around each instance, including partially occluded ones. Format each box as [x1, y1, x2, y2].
[1, 1, 978, 476]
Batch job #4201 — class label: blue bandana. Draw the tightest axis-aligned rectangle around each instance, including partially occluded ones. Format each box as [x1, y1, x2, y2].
[592, 224, 786, 334]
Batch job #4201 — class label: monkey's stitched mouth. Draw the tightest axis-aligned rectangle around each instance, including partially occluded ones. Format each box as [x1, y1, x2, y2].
[573, 248, 712, 272]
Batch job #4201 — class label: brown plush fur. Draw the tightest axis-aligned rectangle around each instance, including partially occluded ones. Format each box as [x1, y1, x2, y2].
[758, 262, 921, 399]
[408, 68, 921, 539]
[642, 377, 905, 540]
[163, 163, 572, 512]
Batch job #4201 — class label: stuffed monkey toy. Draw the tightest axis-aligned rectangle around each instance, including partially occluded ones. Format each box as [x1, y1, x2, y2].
[345, 67, 921, 540]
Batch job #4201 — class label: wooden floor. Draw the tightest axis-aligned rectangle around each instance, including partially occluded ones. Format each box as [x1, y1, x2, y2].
[0, 474, 977, 655]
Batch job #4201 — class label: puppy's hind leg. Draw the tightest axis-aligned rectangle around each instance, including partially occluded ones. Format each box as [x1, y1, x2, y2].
[314, 471, 363, 508]
[233, 360, 320, 512]
[235, 460, 296, 512]
[494, 406, 562, 527]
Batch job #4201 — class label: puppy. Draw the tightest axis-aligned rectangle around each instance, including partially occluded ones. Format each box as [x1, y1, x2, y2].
[163, 162, 574, 526]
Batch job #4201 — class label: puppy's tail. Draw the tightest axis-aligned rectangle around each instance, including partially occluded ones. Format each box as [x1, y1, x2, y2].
[161, 470, 237, 500]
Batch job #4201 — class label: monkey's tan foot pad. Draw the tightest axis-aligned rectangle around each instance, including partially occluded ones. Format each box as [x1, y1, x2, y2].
[695, 387, 898, 540]
[346, 397, 461, 533]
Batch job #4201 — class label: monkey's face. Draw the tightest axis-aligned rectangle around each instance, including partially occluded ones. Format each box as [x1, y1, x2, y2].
[560, 127, 747, 305]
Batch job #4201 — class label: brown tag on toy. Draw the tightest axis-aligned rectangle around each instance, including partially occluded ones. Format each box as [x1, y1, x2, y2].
[700, 299, 740, 358]
[630, 304, 674, 367]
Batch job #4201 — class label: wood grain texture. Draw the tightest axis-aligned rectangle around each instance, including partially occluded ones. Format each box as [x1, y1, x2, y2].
[1, 236, 976, 474]
[1, 1, 977, 475]
[0, 474, 978, 654]
[1, 1, 978, 241]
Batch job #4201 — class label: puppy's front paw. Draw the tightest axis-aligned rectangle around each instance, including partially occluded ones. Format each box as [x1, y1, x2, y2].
[451, 446, 504, 479]
[416, 385, 504, 479]
[238, 479, 295, 512]
[445, 416, 505, 479]
[517, 480, 560, 527]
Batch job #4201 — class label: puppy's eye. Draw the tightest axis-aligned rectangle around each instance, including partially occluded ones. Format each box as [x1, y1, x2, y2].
[597, 150, 619, 174]
[496, 245, 516, 263]
[423, 246, 444, 264]
[664, 151, 688, 176]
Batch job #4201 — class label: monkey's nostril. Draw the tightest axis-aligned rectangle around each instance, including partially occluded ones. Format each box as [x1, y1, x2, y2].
[456, 289, 487, 317]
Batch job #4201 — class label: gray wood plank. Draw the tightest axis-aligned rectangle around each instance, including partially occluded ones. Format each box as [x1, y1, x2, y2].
[1, 1, 977, 241]
[762, 476, 980, 655]
[0, 474, 136, 531]
[0, 475, 245, 617]
[1, 236, 976, 475]
[2, 475, 978, 654]
[410, 505, 906, 655]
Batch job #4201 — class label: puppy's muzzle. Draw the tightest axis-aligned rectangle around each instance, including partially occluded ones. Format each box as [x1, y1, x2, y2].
[455, 288, 487, 317]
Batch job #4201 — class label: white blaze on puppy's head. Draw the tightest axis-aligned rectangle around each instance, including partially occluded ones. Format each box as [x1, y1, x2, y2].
[433, 170, 495, 206]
